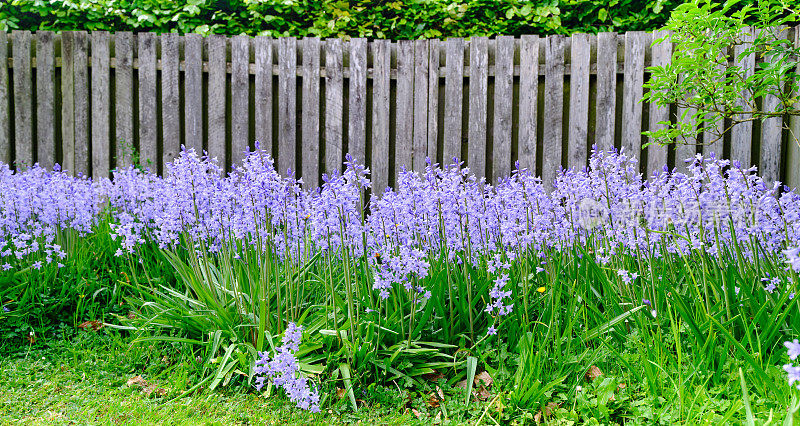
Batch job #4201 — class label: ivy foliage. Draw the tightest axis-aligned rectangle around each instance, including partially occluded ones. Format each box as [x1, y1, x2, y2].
[0, 0, 685, 37]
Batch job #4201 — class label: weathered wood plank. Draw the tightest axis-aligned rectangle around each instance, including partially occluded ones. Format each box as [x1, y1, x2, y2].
[12, 31, 32, 167]
[395, 40, 414, 182]
[207, 34, 227, 171]
[231, 34, 250, 165]
[61, 32, 75, 172]
[427, 39, 440, 163]
[493, 35, 514, 181]
[647, 30, 671, 176]
[518, 35, 539, 174]
[90, 31, 110, 179]
[348, 38, 367, 164]
[468, 36, 488, 178]
[731, 27, 755, 169]
[254, 36, 272, 154]
[444, 38, 464, 164]
[0, 32, 8, 165]
[184, 33, 203, 155]
[160, 33, 180, 169]
[371, 39, 391, 194]
[324, 38, 343, 174]
[676, 75, 697, 174]
[412, 39, 429, 171]
[622, 31, 648, 164]
[595, 32, 617, 152]
[302, 37, 320, 188]
[702, 45, 727, 159]
[36, 31, 55, 169]
[73, 31, 89, 176]
[114, 32, 134, 168]
[760, 26, 784, 184]
[568, 33, 590, 171]
[789, 26, 800, 189]
[137, 32, 157, 172]
[543, 35, 565, 191]
[278, 37, 297, 176]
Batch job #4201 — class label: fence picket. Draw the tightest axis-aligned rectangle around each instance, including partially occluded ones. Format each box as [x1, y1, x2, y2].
[647, 30, 671, 176]
[595, 32, 617, 152]
[61, 32, 75, 172]
[444, 38, 464, 164]
[412, 40, 429, 171]
[324, 38, 343, 174]
[138, 32, 157, 171]
[349, 38, 367, 164]
[518, 35, 539, 174]
[254, 36, 272, 155]
[231, 35, 250, 165]
[396, 40, 414, 183]
[160, 33, 180, 169]
[73, 31, 89, 176]
[208, 35, 227, 171]
[790, 26, 800, 188]
[732, 27, 755, 168]
[543, 35, 565, 191]
[302, 37, 320, 188]
[114, 32, 134, 168]
[278, 37, 296, 176]
[760, 26, 784, 184]
[0, 32, 7, 164]
[622, 31, 648, 164]
[36, 31, 55, 169]
[568, 33, 590, 171]
[468, 36, 488, 178]
[493, 35, 514, 182]
[184, 33, 203, 155]
[12, 31, 32, 167]
[91, 31, 110, 179]
[427, 39, 440, 163]
[371, 39, 391, 194]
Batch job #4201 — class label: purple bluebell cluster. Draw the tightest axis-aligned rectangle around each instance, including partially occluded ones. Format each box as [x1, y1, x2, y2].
[785, 339, 800, 390]
[253, 323, 320, 412]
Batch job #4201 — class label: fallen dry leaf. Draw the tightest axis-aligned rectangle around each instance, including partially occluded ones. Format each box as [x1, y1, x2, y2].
[127, 375, 147, 388]
[427, 394, 440, 408]
[436, 386, 444, 401]
[585, 365, 603, 382]
[544, 402, 559, 416]
[412, 408, 423, 419]
[474, 371, 493, 388]
[336, 387, 346, 399]
[78, 320, 104, 331]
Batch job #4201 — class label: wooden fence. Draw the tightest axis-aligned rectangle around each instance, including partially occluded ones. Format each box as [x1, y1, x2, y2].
[1, 29, 799, 191]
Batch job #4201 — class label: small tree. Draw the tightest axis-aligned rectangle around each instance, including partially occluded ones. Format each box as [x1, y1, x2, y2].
[643, 0, 800, 150]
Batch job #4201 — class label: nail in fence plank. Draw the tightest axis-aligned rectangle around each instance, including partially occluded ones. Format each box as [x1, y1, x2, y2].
[36, 31, 55, 170]
[468, 36, 488, 178]
[444, 38, 464, 164]
[73, 31, 89, 176]
[518, 35, 539, 174]
[138, 32, 157, 171]
[184, 33, 203, 155]
[0, 32, 8, 164]
[324, 38, 343, 174]
[231, 35, 250, 166]
[302, 37, 320, 188]
[543, 35, 565, 191]
[595, 32, 617, 152]
[348, 38, 367, 164]
[114, 32, 134, 168]
[760, 26, 785, 184]
[412, 39, 429, 171]
[208, 35, 227, 171]
[90, 31, 110, 179]
[278, 37, 297, 176]
[61, 32, 75, 172]
[427, 39, 440, 163]
[622, 31, 648, 164]
[493, 35, 514, 182]
[12, 31, 32, 167]
[702, 45, 727, 159]
[371, 39, 391, 194]
[731, 27, 756, 168]
[161, 33, 180, 169]
[396, 40, 414, 182]
[568, 33, 590, 172]
[647, 30, 671, 176]
[789, 26, 800, 189]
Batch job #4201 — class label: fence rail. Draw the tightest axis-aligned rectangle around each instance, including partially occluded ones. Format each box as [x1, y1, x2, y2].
[1, 29, 799, 191]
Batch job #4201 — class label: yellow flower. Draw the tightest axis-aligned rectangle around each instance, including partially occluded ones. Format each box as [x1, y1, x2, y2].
[537, 287, 546, 293]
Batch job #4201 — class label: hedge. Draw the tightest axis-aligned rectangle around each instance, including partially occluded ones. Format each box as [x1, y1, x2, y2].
[0, 0, 684, 37]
